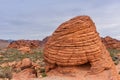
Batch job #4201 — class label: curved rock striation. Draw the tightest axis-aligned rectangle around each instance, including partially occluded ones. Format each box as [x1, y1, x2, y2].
[44, 16, 118, 79]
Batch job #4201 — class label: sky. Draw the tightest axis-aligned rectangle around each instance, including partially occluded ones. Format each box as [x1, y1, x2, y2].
[0, 0, 120, 40]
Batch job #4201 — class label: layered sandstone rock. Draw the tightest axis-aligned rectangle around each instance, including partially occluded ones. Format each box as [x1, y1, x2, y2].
[44, 16, 118, 79]
[101, 36, 120, 50]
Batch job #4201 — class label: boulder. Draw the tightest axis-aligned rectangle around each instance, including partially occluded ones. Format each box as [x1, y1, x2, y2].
[20, 58, 32, 70]
[12, 68, 37, 80]
[44, 16, 119, 79]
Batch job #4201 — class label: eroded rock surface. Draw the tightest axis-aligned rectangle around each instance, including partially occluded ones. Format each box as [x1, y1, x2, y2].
[12, 68, 37, 80]
[7, 40, 42, 53]
[44, 16, 119, 79]
[102, 36, 120, 50]
[11, 58, 39, 80]
[8, 40, 41, 49]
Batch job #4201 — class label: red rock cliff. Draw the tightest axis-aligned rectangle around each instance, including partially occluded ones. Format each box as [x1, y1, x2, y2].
[101, 36, 120, 50]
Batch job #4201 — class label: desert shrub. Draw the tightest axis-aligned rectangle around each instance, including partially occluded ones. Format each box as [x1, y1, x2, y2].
[0, 48, 43, 64]
[41, 72, 47, 77]
[0, 48, 45, 79]
[40, 68, 45, 73]
[114, 59, 119, 65]
[107, 48, 120, 65]
[0, 66, 13, 79]
[108, 49, 120, 57]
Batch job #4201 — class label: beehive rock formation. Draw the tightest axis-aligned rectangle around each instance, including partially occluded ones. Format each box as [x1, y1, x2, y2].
[101, 36, 120, 50]
[44, 16, 118, 79]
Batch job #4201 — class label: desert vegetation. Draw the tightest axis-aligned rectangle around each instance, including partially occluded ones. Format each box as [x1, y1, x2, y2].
[0, 47, 120, 79]
[0, 48, 45, 80]
[108, 48, 120, 65]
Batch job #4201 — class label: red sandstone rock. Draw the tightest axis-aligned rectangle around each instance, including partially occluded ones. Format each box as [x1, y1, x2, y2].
[44, 16, 119, 79]
[12, 68, 37, 80]
[8, 61, 17, 67]
[19, 58, 32, 70]
[7, 40, 42, 53]
[11, 58, 40, 80]
[14, 58, 32, 70]
[8, 40, 41, 49]
[41, 36, 50, 47]
[101, 36, 120, 50]
[15, 61, 22, 69]
[18, 47, 31, 53]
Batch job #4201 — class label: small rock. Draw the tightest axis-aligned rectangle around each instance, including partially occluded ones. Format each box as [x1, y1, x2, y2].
[20, 58, 32, 70]
[15, 61, 22, 69]
[8, 61, 17, 67]
[0, 63, 9, 67]
[12, 68, 37, 80]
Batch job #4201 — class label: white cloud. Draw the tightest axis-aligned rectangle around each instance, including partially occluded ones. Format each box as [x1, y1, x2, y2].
[0, 0, 120, 40]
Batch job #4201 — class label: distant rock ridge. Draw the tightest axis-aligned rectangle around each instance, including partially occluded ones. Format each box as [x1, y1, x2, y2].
[0, 39, 10, 49]
[8, 40, 42, 49]
[7, 36, 51, 50]
[101, 36, 120, 50]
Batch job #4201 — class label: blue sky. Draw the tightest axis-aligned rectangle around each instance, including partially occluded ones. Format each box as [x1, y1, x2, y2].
[0, 0, 120, 40]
